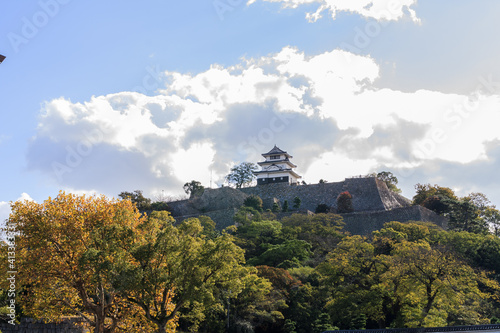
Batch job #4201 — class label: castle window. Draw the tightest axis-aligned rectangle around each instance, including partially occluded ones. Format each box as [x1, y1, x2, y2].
[270, 156, 280, 160]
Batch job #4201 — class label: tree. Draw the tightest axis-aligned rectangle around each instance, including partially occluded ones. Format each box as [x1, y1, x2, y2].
[227, 268, 284, 332]
[317, 228, 500, 329]
[484, 207, 500, 236]
[281, 213, 345, 265]
[114, 215, 249, 333]
[448, 198, 488, 234]
[119, 190, 152, 213]
[376, 171, 402, 193]
[412, 184, 457, 206]
[10, 192, 146, 333]
[283, 200, 289, 212]
[235, 220, 283, 260]
[386, 241, 496, 327]
[293, 197, 302, 210]
[233, 206, 262, 226]
[337, 191, 354, 214]
[243, 195, 263, 212]
[272, 202, 281, 213]
[225, 162, 258, 188]
[315, 204, 330, 214]
[183, 180, 205, 198]
[319, 179, 327, 184]
[249, 239, 312, 268]
[421, 195, 452, 215]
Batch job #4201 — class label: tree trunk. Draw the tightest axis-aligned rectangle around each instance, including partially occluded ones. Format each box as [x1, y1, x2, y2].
[156, 322, 167, 333]
[95, 314, 106, 333]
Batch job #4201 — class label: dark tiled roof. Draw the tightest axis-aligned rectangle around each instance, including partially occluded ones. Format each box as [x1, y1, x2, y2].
[263, 145, 288, 156]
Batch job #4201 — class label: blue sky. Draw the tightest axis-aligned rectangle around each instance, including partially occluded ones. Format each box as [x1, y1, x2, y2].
[2, 0, 500, 219]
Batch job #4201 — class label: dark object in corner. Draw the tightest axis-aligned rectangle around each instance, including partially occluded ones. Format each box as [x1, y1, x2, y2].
[0, 54, 5, 64]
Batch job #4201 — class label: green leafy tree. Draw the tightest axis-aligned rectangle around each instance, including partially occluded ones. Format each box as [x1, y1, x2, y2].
[412, 184, 458, 206]
[484, 207, 500, 236]
[233, 206, 262, 225]
[293, 197, 302, 210]
[235, 220, 283, 260]
[150, 200, 170, 212]
[272, 202, 281, 213]
[421, 195, 452, 215]
[281, 213, 345, 265]
[225, 162, 258, 188]
[317, 228, 500, 329]
[249, 239, 312, 268]
[315, 204, 330, 214]
[243, 195, 263, 212]
[385, 241, 496, 327]
[119, 190, 152, 213]
[283, 200, 289, 212]
[376, 171, 402, 193]
[448, 198, 489, 234]
[183, 180, 205, 198]
[114, 216, 250, 333]
[228, 268, 284, 332]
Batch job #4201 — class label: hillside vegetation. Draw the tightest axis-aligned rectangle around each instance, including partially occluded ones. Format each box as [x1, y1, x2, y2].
[1, 184, 500, 333]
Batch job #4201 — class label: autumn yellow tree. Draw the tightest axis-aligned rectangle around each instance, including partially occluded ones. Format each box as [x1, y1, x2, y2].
[8, 192, 158, 333]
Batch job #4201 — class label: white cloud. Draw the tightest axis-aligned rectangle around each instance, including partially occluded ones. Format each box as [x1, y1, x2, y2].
[27, 46, 500, 204]
[170, 142, 216, 185]
[0, 202, 11, 224]
[247, 0, 420, 23]
[305, 151, 378, 183]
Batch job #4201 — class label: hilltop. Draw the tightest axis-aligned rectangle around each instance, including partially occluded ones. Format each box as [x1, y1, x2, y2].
[168, 176, 448, 234]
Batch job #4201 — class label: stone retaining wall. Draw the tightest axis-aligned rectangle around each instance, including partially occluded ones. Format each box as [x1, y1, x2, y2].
[240, 177, 411, 213]
[341, 205, 448, 235]
[167, 177, 446, 235]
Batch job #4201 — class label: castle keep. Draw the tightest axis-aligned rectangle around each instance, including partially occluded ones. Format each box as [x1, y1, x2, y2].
[254, 146, 301, 185]
[168, 146, 447, 234]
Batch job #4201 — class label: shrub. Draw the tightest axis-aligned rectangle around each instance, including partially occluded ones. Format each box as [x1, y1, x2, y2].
[243, 195, 264, 212]
[337, 191, 354, 213]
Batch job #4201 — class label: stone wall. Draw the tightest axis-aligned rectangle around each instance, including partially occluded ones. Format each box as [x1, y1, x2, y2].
[167, 177, 447, 235]
[168, 187, 249, 217]
[169, 177, 412, 218]
[0, 317, 87, 333]
[240, 177, 411, 213]
[341, 205, 448, 235]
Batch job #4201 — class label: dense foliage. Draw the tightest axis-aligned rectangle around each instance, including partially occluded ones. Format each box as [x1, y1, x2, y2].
[3, 183, 500, 332]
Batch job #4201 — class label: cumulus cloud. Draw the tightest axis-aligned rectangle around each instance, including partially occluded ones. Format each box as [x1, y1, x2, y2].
[26, 46, 500, 204]
[247, 0, 420, 23]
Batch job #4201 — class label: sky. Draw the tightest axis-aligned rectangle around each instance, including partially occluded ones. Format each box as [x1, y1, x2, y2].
[1, 0, 500, 221]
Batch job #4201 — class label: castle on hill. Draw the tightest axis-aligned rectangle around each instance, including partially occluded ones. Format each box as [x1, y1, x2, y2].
[254, 145, 302, 185]
[168, 146, 447, 234]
